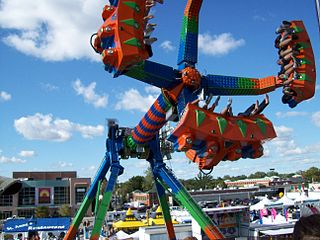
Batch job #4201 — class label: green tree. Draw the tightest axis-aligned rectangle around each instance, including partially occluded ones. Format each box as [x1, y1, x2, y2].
[232, 175, 247, 181]
[116, 176, 145, 202]
[35, 206, 50, 218]
[267, 171, 279, 177]
[279, 173, 295, 179]
[142, 167, 154, 191]
[58, 204, 71, 217]
[180, 178, 197, 190]
[215, 177, 227, 189]
[223, 175, 231, 180]
[303, 167, 320, 182]
[248, 171, 267, 179]
[194, 172, 213, 190]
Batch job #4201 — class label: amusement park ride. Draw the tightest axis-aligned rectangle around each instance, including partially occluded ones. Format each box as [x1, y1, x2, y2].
[65, 0, 316, 239]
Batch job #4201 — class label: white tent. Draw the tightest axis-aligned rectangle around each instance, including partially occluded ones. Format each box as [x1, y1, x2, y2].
[252, 213, 287, 225]
[128, 231, 139, 239]
[116, 230, 131, 239]
[115, 230, 139, 240]
[250, 197, 273, 211]
[294, 193, 310, 203]
[274, 195, 295, 206]
[260, 228, 294, 236]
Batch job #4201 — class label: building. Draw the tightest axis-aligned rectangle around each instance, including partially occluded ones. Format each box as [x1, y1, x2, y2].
[131, 190, 158, 208]
[0, 171, 91, 219]
[187, 188, 258, 204]
[0, 176, 22, 196]
[225, 175, 304, 190]
[224, 177, 272, 188]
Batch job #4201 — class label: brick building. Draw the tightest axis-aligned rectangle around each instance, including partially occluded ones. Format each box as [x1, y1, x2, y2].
[0, 171, 91, 219]
[224, 177, 272, 188]
[132, 190, 158, 208]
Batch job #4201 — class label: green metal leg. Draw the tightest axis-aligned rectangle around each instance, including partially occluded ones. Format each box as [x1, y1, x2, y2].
[155, 165, 224, 239]
[94, 180, 102, 216]
[154, 178, 177, 240]
[64, 156, 111, 240]
[90, 164, 123, 240]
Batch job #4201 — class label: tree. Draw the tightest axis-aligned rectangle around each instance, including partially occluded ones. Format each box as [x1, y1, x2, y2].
[116, 176, 145, 202]
[180, 178, 197, 190]
[142, 167, 155, 191]
[213, 177, 227, 189]
[194, 172, 213, 190]
[267, 171, 279, 177]
[248, 171, 267, 179]
[232, 175, 247, 181]
[35, 206, 50, 218]
[303, 167, 320, 182]
[223, 175, 231, 180]
[58, 204, 71, 217]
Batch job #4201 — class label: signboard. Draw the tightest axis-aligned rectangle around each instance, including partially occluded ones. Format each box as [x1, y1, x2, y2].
[3, 218, 71, 233]
[38, 188, 51, 204]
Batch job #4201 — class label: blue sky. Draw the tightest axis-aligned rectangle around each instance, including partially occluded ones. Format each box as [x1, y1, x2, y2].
[0, 0, 319, 182]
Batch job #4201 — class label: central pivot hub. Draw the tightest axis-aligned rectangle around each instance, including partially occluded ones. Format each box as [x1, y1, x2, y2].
[181, 67, 201, 89]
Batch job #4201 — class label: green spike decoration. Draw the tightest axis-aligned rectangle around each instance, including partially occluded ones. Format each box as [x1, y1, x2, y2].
[296, 42, 310, 50]
[123, 1, 141, 12]
[297, 73, 312, 82]
[255, 118, 267, 136]
[299, 58, 312, 65]
[195, 110, 206, 127]
[236, 120, 247, 137]
[124, 38, 142, 48]
[293, 26, 304, 33]
[121, 19, 140, 29]
[216, 116, 227, 134]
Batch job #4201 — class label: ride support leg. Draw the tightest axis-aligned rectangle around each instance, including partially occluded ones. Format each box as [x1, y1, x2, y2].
[90, 163, 124, 240]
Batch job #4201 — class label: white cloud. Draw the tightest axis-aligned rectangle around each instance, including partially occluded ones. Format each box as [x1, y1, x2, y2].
[72, 79, 108, 108]
[311, 112, 320, 127]
[268, 125, 298, 157]
[0, 153, 26, 164]
[0, 0, 107, 61]
[281, 143, 320, 156]
[269, 126, 320, 157]
[115, 88, 158, 112]
[198, 33, 245, 56]
[74, 124, 105, 139]
[274, 125, 293, 137]
[19, 150, 35, 157]
[88, 165, 96, 171]
[78, 165, 97, 178]
[262, 145, 270, 158]
[275, 111, 308, 118]
[144, 86, 161, 94]
[0, 91, 11, 101]
[14, 113, 104, 141]
[41, 83, 59, 91]
[160, 40, 175, 52]
[57, 161, 73, 168]
[253, 15, 267, 22]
